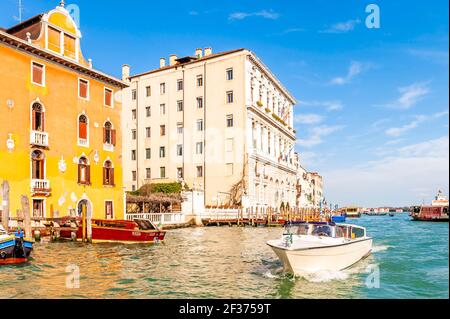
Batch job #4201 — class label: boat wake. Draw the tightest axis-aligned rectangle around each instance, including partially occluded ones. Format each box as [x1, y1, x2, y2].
[372, 245, 393, 253]
[295, 269, 350, 283]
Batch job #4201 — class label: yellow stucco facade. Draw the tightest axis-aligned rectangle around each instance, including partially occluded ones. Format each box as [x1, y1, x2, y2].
[0, 4, 127, 220]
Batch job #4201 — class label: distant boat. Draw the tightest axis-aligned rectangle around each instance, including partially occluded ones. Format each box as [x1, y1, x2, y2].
[343, 206, 361, 218]
[267, 221, 372, 274]
[411, 190, 449, 222]
[389, 213, 395, 217]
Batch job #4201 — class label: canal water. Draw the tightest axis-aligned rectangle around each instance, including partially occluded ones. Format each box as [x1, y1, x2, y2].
[1, 214, 448, 299]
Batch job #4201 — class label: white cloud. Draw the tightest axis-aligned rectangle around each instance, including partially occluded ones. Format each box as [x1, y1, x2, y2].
[322, 136, 449, 207]
[294, 113, 324, 125]
[229, 10, 279, 21]
[330, 61, 372, 85]
[385, 111, 448, 137]
[408, 49, 449, 65]
[321, 19, 361, 34]
[270, 28, 304, 36]
[298, 100, 344, 112]
[297, 125, 345, 147]
[377, 82, 430, 109]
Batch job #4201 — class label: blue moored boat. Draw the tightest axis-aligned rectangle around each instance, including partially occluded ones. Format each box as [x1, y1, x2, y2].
[0, 226, 34, 265]
[331, 215, 346, 223]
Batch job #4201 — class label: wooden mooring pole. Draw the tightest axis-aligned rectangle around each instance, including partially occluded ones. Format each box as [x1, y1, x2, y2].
[1, 181, 10, 231]
[21, 195, 32, 238]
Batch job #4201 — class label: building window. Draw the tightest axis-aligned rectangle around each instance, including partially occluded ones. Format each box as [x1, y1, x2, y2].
[78, 157, 90, 185]
[78, 114, 88, 146]
[132, 171, 137, 182]
[31, 150, 45, 180]
[132, 89, 137, 100]
[177, 100, 184, 112]
[145, 127, 151, 138]
[226, 163, 234, 176]
[196, 142, 203, 155]
[104, 88, 113, 107]
[227, 91, 234, 104]
[226, 114, 234, 127]
[145, 168, 151, 179]
[177, 123, 184, 134]
[146, 106, 151, 117]
[131, 109, 137, 120]
[131, 129, 137, 140]
[105, 201, 114, 220]
[226, 138, 234, 152]
[177, 168, 183, 179]
[146, 86, 151, 97]
[197, 75, 203, 87]
[32, 103, 45, 132]
[160, 125, 166, 136]
[196, 97, 203, 109]
[226, 68, 233, 81]
[31, 62, 45, 86]
[132, 185, 136, 191]
[197, 119, 203, 131]
[146, 148, 151, 159]
[32, 199, 45, 218]
[177, 145, 183, 156]
[160, 83, 166, 94]
[103, 161, 115, 186]
[47, 26, 61, 53]
[159, 147, 165, 158]
[160, 167, 166, 178]
[196, 166, 203, 177]
[79, 79, 89, 100]
[160, 104, 166, 115]
[131, 150, 136, 160]
[103, 122, 116, 146]
[177, 80, 183, 91]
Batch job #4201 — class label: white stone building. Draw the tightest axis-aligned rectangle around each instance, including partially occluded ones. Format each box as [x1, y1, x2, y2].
[121, 48, 298, 208]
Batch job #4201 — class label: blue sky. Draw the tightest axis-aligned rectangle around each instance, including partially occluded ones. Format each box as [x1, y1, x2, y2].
[1, 0, 448, 207]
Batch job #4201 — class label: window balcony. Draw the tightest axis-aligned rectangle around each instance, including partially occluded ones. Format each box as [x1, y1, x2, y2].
[30, 179, 51, 196]
[103, 143, 114, 152]
[30, 131, 49, 147]
[78, 138, 88, 147]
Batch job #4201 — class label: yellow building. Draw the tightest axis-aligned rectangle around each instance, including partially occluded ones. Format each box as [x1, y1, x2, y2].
[0, 3, 127, 221]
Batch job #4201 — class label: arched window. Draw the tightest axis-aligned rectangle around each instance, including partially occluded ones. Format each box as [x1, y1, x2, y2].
[78, 115, 88, 145]
[103, 160, 114, 186]
[103, 121, 116, 146]
[32, 103, 44, 131]
[78, 156, 90, 185]
[31, 150, 45, 179]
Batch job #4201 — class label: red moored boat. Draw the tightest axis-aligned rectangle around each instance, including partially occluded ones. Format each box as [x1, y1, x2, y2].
[59, 218, 166, 243]
[411, 190, 449, 222]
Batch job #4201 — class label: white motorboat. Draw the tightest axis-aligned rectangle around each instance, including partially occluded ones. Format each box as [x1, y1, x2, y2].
[267, 221, 372, 275]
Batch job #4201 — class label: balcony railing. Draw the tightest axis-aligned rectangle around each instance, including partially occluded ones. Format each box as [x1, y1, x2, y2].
[30, 131, 49, 147]
[30, 179, 51, 195]
[103, 143, 114, 152]
[78, 138, 88, 147]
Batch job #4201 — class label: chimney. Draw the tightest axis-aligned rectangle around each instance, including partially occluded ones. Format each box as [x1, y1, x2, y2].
[169, 54, 178, 66]
[195, 48, 203, 58]
[204, 47, 212, 56]
[160, 58, 166, 68]
[122, 64, 130, 82]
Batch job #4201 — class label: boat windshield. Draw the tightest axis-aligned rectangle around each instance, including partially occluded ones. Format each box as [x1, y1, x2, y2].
[311, 225, 333, 237]
[134, 219, 158, 230]
[351, 227, 365, 239]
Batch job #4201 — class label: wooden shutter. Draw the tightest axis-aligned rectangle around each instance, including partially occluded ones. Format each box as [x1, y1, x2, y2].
[79, 121, 87, 139]
[79, 80, 88, 99]
[105, 89, 112, 106]
[32, 63, 43, 85]
[111, 130, 116, 146]
[110, 168, 114, 186]
[47, 27, 61, 53]
[103, 127, 107, 143]
[85, 165, 90, 184]
[64, 33, 76, 59]
[77, 164, 81, 183]
[103, 167, 107, 185]
[32, 109, 36, 131]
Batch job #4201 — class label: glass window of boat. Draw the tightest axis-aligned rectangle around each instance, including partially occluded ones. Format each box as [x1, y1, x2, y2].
[335, 225, 347, 238]
[311, 224, 333, 237]
[351, 227, 365, 239]
[289, 224, 309, 235]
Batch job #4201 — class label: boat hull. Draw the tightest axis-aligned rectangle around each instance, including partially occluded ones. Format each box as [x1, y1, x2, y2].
[59, 223, 166, 244]
[0, 236, 33, 265]
[267, 238, 372, 274]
